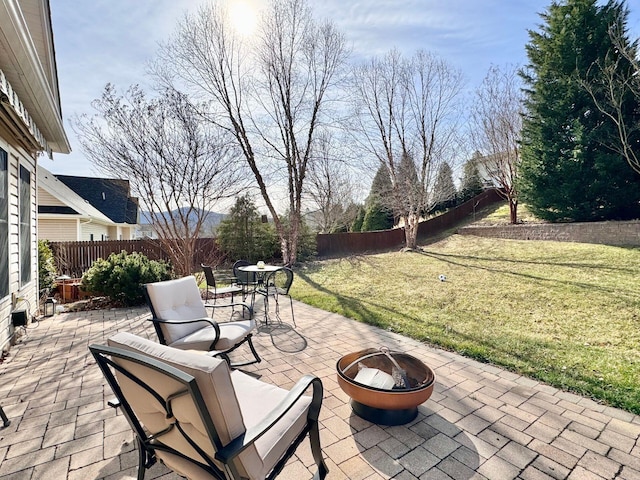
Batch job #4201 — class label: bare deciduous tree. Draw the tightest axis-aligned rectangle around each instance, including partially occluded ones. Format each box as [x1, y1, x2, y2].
[470, 64, 523, 223]
[154, 0, 348, 265]
[352, 49, 464, 249]
[305, 132, 357, 233]
[72, 85, 245, 276]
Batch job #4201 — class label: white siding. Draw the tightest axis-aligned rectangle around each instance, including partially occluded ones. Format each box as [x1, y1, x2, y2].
[0, 128, 38, 352]
[37, 186, 65, 206]
[38, 218, 78, 242]
[82, 221, 110, 241]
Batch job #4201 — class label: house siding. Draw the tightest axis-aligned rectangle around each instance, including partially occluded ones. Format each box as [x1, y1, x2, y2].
[38, 186, 66, 207]
[0, 0, 71, 353]
[83, 222, 110, 241]
[0, 129, 38, 352]
[38, 218, 78, 242]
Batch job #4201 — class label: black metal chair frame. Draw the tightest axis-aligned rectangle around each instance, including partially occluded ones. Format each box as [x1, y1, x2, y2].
[90, 344, 328, 480]
[201, 264, 243, 307]
[143, 287, 261, 368]
[232, 260, 260, 306]
[256, 267, 297, 327]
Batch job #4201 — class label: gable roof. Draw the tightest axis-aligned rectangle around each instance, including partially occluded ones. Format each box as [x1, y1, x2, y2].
[55, 174, 139, 224]
[0, 0, 70, 154]
[38, 164, 113, 223]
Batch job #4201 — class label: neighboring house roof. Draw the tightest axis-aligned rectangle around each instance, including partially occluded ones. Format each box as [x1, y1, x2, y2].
[0, 0, 70, 154]
[38, 165, 113, 223]
[56, 175, 139, 224]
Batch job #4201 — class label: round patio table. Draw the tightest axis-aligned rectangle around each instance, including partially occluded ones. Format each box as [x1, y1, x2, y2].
[237, 264, 284, 328]
[237, 264, 282, 274]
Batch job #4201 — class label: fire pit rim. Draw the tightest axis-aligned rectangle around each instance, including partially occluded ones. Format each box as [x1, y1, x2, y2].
[336, 348, 435, 393]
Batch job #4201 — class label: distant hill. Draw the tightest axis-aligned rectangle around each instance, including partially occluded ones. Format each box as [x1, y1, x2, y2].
[139, 208, 226, 234]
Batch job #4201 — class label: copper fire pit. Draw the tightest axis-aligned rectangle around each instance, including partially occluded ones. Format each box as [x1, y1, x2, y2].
[336, 348, 436, 425]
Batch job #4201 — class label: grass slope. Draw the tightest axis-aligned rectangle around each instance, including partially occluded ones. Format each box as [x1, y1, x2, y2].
[292, 235, 640, 414]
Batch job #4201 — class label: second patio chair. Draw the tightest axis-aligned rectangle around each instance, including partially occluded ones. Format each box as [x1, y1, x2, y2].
[256, 267, 297, 327]
[201, 263, 243, 306]
[232, 259, 259, 305]
[144, 276, 261, 367]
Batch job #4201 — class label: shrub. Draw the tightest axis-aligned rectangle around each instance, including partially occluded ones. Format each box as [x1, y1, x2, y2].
[38, 240, 57, 293]
[82, 251, 172, 306]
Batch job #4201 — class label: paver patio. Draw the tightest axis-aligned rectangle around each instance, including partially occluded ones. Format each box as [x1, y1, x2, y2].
[0, 299, 638, 479]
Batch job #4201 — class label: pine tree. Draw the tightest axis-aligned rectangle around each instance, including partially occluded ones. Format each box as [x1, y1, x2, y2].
[460, 158, 484, 202]
[433, 161, 457, 209]
[520, 0, 640, 221]
[216, 195, 279, 263]
[361, 165, 394, 231]
[362, 203, 394, 231]
[351, 205, 365, 232]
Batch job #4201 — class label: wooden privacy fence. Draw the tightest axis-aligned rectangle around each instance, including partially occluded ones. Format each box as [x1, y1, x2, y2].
[49, 238, 219, 277]
[316, 189, 503, 257]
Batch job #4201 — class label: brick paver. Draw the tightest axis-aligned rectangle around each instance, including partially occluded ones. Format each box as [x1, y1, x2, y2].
[0, 300, 638, 479]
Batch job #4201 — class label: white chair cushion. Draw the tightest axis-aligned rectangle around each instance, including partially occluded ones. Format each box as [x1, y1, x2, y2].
[146, 276, 209, 343]
[167, 319, 255, 351]
[231, 370, 312, 479]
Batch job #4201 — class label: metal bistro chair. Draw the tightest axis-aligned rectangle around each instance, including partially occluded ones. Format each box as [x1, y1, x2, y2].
[256, 267, 296, 327]
[201, 264, 243, 307]
[90, 332, 328, 480]
[144, 276, 260, 368]
[232, 260, 259, 305]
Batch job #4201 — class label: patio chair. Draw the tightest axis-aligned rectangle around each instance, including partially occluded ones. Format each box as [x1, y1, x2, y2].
[90, 332, 328, 480]
[144, 276, 260, 367]
[201, 263, 243, 306]
[232, 259, 259, 304]
[256, 267, 296, 327]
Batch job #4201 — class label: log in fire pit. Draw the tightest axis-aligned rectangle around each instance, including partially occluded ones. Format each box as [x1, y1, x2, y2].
[337, 348, 436, 425]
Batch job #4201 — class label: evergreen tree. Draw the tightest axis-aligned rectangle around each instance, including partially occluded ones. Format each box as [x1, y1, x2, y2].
[433, 161, 457, 210]
[362, 203, 394, 231]
[369, 164, 393, 204]
[520, 0, 640, 221]
[216, 195, 279, 263]
[351, 205, 366, 232]
[361, 165, 394, 231]
[460, 157, 484, 202]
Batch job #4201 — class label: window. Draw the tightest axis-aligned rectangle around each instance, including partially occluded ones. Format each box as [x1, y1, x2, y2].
[0, 149, 7, 298]
[89, 234, 94, 241]
[19, 165, 30, 285]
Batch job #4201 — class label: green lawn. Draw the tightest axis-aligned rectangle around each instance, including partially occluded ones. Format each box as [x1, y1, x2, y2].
[291, 235, 640, 414]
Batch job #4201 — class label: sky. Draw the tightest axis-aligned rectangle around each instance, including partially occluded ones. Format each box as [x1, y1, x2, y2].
[47, 0, 640, 180]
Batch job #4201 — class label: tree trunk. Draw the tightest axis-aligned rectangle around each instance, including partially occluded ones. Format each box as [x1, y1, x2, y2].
[403, 212, 419, 250]
[509, 198, 518, 224]
[281, 234, 298, 266]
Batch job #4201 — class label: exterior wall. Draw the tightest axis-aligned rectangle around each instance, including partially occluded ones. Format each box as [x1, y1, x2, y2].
[37, 186, 65, 206]
[136, 224, 158, 239]
[106, 225, 134, 241]
[458, 221, 640, 247]
[38, 217, 78, 242]
[0, 126, 38, 352]
[82, 221, 110, 242]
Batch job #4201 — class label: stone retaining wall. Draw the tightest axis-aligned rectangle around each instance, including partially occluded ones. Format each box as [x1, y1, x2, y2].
[458, 220, 640, 247]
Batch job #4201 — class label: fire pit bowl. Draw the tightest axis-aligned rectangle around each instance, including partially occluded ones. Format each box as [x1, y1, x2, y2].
[336, 348, 436, 425]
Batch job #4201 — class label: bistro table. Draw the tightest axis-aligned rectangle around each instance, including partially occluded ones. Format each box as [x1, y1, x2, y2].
[237, 263, 283, 275]
[237, 264, 283, 327]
